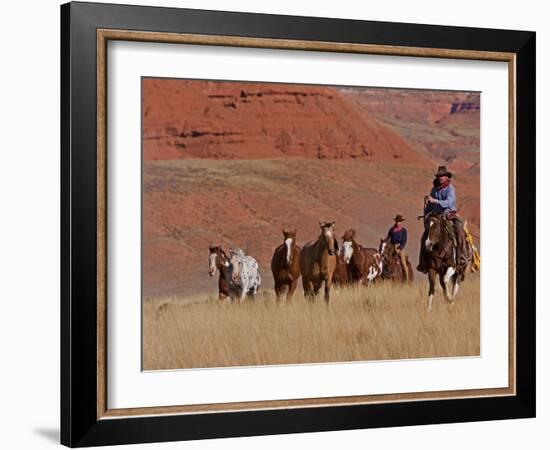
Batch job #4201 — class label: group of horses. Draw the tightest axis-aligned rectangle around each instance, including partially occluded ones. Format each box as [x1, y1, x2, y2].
[208, 215, 473, 309]
[271, 223, 416, 303]
[210, 221, 416, 304]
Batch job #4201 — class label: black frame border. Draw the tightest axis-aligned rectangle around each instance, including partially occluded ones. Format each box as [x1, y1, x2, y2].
[61, 2, 535, 447]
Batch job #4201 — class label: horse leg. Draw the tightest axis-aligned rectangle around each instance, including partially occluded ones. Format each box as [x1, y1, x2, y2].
[275, 281, 287, 303]
[443, 266, 456, 302]
[303, 278, 315, 302]
[239, 286, 247, 303]
[439, 272, 446, 299]
[219, 277, 228, 302]
[287, 280, 298, 302]
[452, 274, 460, 299]
[274, 282, 281, 302]
[427, 268, 436, 311]
[324, 278, 332, 304]
[311, 277, 322, 296]
[313, 284, 321, 297]
[249, 283, 258, 300]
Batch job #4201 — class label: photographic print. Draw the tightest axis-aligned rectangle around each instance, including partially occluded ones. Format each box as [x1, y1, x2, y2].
[141, 77, 481, 370]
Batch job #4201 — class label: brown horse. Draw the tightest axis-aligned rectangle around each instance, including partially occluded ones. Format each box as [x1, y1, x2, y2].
[423, 213, 470, 311]
[378, 237, 414, 283]
[341, 229, 383, 284]
[333, 253, 351, 286]
[300, 221, 338, 303]
[271, 229, 301, 302]
[208, 245, 230, 301]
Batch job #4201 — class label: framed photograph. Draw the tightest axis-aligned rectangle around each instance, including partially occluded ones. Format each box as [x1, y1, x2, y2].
[61, 1, 535, 447]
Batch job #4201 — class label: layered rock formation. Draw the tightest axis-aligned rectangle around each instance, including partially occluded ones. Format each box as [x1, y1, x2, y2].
[143, 79, 433, 166]
[340, 87, 481, 174]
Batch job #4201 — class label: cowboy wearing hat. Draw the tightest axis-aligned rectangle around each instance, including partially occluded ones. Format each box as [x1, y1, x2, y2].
[417, 165, 467, 273]
[387, 214, 409, 281]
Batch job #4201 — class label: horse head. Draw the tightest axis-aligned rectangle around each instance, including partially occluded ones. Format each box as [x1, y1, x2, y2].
[379, 237, 388, 256]
[208, 245, 228, 276]
[282, 228, 297, 263]
[342, 228, 357, 264]
[228, 248, 245, 283]
[425, 214, 443, 252]
[380, 237, 395, 260]
[319, 221, 336, 256]
[379, 237, 398, 276]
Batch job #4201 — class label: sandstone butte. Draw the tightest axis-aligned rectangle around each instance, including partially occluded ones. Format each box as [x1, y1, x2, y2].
[143, 78, 436, 166]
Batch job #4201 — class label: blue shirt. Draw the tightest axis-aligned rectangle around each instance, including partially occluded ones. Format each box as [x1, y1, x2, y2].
[425, 183, 457, 215]
[387, 227, 407, 250]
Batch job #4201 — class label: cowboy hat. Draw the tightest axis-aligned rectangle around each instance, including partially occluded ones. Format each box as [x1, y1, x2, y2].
[394, 214, 405, 222]
[435, 165, 452, 178]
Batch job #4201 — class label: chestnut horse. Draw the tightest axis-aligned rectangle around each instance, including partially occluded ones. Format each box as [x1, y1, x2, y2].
[341, 229, 383, 284]
[379, 237, 414, 283]
[299, 221, 338, 303]
[208, 245, 230, 301]
[270, 229, 301, 302]
[333, 253, 351, 286]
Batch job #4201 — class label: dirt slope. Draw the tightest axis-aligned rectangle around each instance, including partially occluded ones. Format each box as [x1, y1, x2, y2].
[143, 159, 479, 297]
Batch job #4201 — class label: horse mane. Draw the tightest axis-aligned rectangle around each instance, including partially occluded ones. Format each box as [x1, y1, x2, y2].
[210, 245, 228, 260]
[319, 221, 335, 228]
[425, 214, 454, 257]
[342, 228, 356, 241]
[229, 248, 245, 259]
[282, 228, 297, 239]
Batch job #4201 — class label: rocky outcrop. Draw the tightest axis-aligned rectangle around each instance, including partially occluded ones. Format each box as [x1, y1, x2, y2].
[341, 88, 480, 174]
[341, 88, 479, 124]
[450, 102, 480, 114]
[142, 79, 432, 166]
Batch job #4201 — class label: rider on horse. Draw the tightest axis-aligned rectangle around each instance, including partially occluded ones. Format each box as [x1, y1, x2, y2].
[417, 165, 468, 273]
[387, 214, 409, 281]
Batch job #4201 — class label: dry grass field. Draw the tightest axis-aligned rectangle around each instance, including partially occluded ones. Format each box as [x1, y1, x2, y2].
[143, 273, 480, 370]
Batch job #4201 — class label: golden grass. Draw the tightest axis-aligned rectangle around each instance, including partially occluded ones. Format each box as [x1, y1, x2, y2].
[142, 274, 479, 370]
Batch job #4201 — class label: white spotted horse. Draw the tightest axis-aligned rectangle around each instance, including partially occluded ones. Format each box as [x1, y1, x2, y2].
[227, 248, 262, 303]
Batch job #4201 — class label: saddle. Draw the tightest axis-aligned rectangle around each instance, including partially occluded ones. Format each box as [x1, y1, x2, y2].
[442, 214, 480, 271]
[441, 216, 458, 248]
